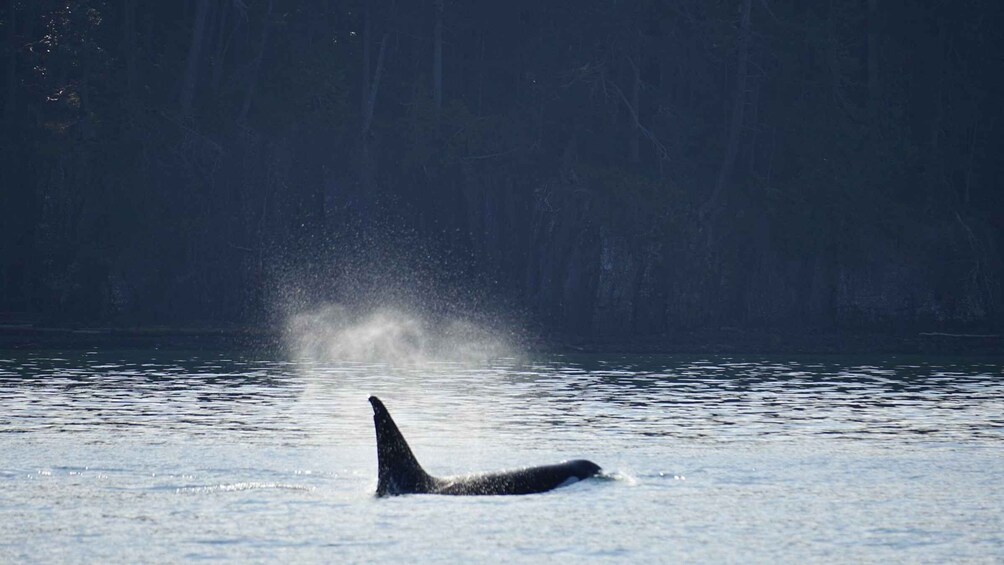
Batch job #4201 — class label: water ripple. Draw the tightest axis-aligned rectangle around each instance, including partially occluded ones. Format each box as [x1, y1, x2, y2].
[175, 482, 315, 494]
[0, 352, 1001, 447]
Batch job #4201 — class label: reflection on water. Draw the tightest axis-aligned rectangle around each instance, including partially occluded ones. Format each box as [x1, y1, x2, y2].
[0, 350, 1002, 563]
[0, 353, 305, 439]
[514, 356, 1004, 443]
[2, 352, 1000, 445]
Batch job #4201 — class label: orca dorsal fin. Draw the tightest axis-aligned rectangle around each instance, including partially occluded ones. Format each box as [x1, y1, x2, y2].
[368, 396, 433, 496]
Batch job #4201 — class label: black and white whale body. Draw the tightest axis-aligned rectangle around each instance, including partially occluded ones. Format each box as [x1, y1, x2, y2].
[369, 396, 601, 496]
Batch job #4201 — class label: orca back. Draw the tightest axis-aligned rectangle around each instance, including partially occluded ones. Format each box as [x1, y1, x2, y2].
[368, 396, 601, 497]
[369, 396, 434, 496]
[434, 460, 601, 495]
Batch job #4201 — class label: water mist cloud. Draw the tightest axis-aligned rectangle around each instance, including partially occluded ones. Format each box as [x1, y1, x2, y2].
[269, 227, 525, 366]
[285, 303, 515, 365]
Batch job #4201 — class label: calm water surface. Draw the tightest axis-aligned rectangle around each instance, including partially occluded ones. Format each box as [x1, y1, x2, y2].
[1, 350, 1002, 563]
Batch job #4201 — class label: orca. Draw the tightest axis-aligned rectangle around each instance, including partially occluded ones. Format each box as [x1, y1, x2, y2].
[369, 396, 601, 496]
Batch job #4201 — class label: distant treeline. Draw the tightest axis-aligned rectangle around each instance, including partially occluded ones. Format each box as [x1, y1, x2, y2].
[1, 0, 1002, 336]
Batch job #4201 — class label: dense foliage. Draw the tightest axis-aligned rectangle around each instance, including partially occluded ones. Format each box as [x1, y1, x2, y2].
[1, 0, 1002, 335]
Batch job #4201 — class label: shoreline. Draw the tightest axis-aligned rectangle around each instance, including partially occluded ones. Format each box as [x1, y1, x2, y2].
[1, 324, 1001, 356]
[549, 330, 1004, 357]
[0, 325, 279, 352]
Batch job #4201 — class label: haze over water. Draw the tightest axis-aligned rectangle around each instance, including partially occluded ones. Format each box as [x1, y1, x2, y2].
[1, 348, 1002, 562]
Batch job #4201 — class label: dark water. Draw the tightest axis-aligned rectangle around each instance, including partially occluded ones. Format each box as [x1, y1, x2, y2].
[1, 350, 1002, 562]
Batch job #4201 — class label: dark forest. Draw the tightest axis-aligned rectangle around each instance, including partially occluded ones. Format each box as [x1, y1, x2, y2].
[1, 0, 1002, 342]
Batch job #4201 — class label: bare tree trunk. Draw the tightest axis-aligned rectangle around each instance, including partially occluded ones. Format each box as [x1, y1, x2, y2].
[361, 34, 388, 188]
[629, 39, 641, 165]
[363, 34, 389, 135]
[4, 0, 15, 126]
[122, 0, 137, 105]
[210, 0, 231, 95]
[433, 0, 443, 128]
[705, 0, 753, 214]
[239, 0, 273, 123]
[179, 0, 211, 117]
[866, 0, 879, 112]
[476, 31, 485, 113]
[362, 0, 371, 120]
